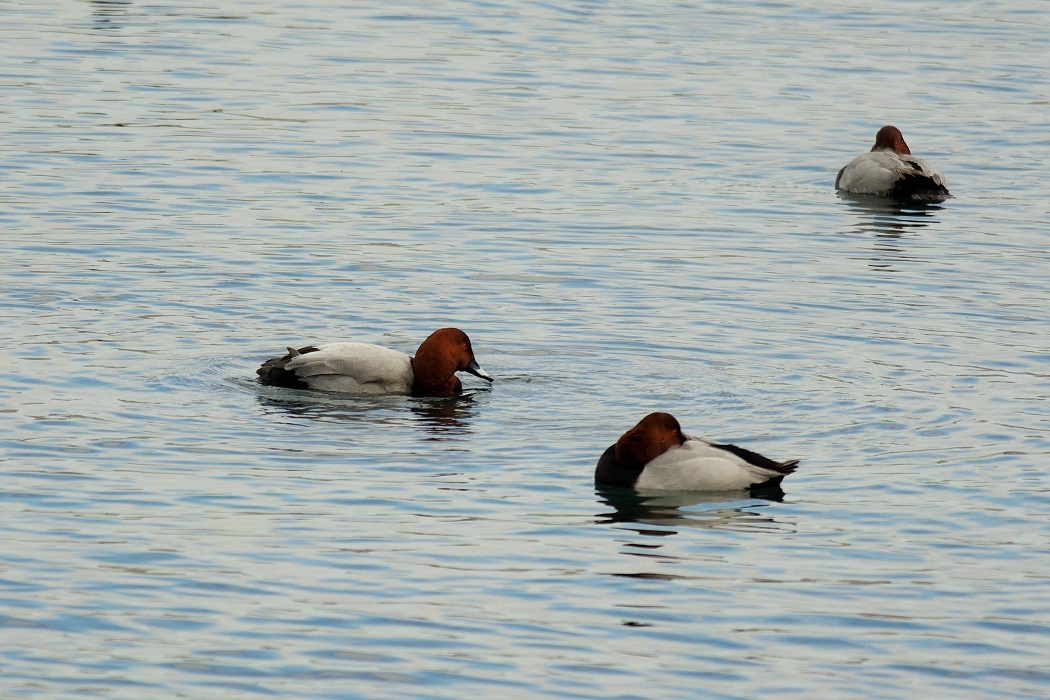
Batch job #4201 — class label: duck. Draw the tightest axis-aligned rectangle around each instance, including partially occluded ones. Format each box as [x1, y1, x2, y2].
[257, 327, 492, 397]
[835, 125, 950, 200]
[595, 412, 798, 491]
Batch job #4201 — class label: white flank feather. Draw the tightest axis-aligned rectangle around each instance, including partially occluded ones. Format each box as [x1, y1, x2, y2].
[634, 437, 785, 491]
[283, 342, 414, 394]
[836, 151, 945, 195]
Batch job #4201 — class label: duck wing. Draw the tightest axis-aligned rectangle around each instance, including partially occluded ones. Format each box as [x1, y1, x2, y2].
[635, 438, 798, 491]
[284, 342, 413, 393]
[707, 441, 799, 475]
[837, 151, 908, 194]
[887, 155, 950, 199]
[838, 152, 948, 199]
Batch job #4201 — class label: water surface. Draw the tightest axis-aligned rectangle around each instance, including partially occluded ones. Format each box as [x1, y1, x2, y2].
[2, 1, 1050, 697]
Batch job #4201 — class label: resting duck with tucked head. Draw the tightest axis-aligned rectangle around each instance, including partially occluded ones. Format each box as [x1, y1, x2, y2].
[257, 327, 492, 397]
[595, 412, 798, 492]
[836, 125, 950, 201]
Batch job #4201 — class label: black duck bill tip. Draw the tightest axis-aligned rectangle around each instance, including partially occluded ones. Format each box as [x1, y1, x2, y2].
[466, 360, 493, 382]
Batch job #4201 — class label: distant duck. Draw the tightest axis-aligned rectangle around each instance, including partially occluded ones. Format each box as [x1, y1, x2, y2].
[836, 125, 950, 201]
[257, 327, 492, 397]
[595, 412, 798, 492]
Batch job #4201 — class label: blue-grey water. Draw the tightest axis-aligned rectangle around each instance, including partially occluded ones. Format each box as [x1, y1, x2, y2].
[3, 1, 1050, 697]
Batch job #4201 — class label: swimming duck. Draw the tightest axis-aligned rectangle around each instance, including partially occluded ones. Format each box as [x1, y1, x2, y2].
[257, 327, 492, 397]
[595, 412, 798, 491]
[836, 125, 949, 200]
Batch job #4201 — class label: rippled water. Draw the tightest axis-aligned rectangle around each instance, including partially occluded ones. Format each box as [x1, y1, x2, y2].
[3, 1, 1050, 697]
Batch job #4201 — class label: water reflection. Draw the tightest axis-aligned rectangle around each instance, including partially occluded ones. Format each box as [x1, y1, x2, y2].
[409, 394, 481, 437]
[88, 0, 132, 29]
[255, 390, 479, 436]
[595, 486, 792, 535]
[838, 192, 946, 270]
[839, 192, 945, 237]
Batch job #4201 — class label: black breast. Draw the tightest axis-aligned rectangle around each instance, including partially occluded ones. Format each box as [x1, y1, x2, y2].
[594, 444, 644, 488]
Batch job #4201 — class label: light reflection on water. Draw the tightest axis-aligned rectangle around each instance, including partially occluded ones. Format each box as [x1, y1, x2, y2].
[2, 0, 1050, 697]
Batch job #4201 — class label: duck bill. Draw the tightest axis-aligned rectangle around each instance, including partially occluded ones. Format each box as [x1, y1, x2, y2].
[465, 359, 493, 382]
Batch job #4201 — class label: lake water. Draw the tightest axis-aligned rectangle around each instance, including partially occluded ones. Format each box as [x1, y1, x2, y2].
[2, 1, 1050, 697]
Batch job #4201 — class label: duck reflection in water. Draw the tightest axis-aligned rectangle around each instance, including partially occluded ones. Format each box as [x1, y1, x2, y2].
[255, 390, 483, 438]
[839, 191, 944, 236]
[595, 484, 793, 535]
[838, 192, 946, 270]
[409, 393, 483, 438]
[89, 0, 132, 30]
